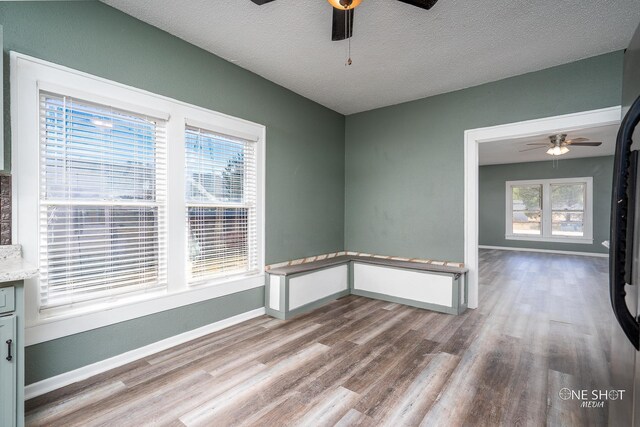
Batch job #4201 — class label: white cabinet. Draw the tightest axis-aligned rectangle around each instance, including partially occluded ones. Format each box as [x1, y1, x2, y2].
[0, 314, 17, 427]
[0, 280, 24, 427]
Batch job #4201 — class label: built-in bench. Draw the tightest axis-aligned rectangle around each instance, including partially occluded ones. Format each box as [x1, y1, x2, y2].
[265, 254, 468, 320]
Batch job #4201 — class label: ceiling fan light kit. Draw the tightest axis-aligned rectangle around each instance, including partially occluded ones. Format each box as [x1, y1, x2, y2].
[546, 146, 570, 156]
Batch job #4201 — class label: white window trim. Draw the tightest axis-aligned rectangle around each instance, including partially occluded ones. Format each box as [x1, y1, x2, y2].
[505, 177, 593, 245]
[11, 52, 266, 345]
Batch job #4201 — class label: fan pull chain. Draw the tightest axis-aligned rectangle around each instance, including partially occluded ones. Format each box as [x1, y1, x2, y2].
[345, 7, 352, 66]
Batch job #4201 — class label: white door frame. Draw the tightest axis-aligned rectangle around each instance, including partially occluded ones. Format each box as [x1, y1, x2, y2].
[464, 106, 621, 309]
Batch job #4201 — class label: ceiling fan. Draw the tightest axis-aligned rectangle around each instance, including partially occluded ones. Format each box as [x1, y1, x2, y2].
[519, 134, 602, 156]
[249, 0, 439, 41]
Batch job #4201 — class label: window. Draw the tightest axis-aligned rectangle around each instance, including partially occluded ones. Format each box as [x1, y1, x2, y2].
[506, 178, 593, 244]
[39, 93, 167, 312]
[12, 53, 264, 342]
[551, 183, 586, 237]
[510, 184, 542, 236]
[185, 126, 258, 283]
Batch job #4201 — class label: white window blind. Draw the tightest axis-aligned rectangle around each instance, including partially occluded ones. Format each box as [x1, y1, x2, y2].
[185, 125, 258, 283]
[39, 91, 167, 311]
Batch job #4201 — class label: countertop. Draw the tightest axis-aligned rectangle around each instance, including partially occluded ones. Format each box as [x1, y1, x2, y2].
[0, 245, 38, 283]
[267, 255, 468, 276]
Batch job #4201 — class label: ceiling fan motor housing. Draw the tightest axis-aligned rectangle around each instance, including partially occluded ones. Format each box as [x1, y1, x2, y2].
[549, 134, 568, 145]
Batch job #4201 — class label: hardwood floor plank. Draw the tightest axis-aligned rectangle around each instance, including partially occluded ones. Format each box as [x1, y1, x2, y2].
[352, 339, 440, 419]
[379, 352, 460, 427]
[257, 318, 349, 365]
[201, 323, 326, 377]
[291, 386, 360, 426]
[343, 330, 434, 394]
[300, 296, 376, 325]
[317, 308, 391, 347]
[109, 362, 270, 427]
[25, 381, 127, 426]
[548, 320, 580, 376]
[501, 350, 548, 426]
[460, 333, 521, 426]
[418, 328, 507, 425]
[216, 340, 359, 427]
[24, 359, 150, 414]
[179, 343, 330, 426]
[349, 307, 414, 345]
[47, 369, 213, 427]
[334, 408, 376, 427]
[145, 316, 272, 365]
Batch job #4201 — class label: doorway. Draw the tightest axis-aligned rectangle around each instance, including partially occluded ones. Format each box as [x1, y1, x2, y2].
[463, 106, 621, 309]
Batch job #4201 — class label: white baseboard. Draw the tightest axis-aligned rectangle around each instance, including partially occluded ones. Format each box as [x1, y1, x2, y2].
[24, 307, 266, 400]
[478, 245, 609, 258]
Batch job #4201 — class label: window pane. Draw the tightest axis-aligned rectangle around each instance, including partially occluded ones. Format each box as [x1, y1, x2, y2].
[551, 183, 585, 211]
[188, 207, 249, 278]
[41, 206, 161, 308]
[185, 128, 247, 204]
[512, 211, 541, 235]
[512, 185, 541, 211]
[552, 212, 584, 222]
[41, 93, 161, 201]
[551, 183, 585, 237]
[552, 222, 584, 236]
[552, 211, 584, 237]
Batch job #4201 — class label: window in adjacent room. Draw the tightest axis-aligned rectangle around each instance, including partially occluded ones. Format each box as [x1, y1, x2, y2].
[505, 177, 593, 244]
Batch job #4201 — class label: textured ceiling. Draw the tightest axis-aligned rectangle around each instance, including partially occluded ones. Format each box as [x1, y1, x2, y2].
[479, 124, 619, 166]
[102, 0, 640, 115]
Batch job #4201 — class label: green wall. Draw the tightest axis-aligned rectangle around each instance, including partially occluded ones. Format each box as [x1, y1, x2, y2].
[345, 51, 623, 262]
[478, 156, 613, 254]
[0, 1, 345, 384]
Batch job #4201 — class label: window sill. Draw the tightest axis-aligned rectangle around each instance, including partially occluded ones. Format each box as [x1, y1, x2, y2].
[25, 272, 265, 346]
[505, 235, 594, 245]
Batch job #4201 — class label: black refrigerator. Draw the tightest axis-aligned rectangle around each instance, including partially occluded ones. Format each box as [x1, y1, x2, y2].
[610, 20, 640, 427]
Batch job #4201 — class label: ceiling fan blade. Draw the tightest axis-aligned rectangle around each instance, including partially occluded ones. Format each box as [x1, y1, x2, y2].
[566, 137, 589, 143]
[526, 143, 551, 146]
[332, 8, 354, 41]
[567, 142, 602, 146]
[519, 146, 549, 152]
[397, 0, 439, 10]
[250, 0, 276, 4]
